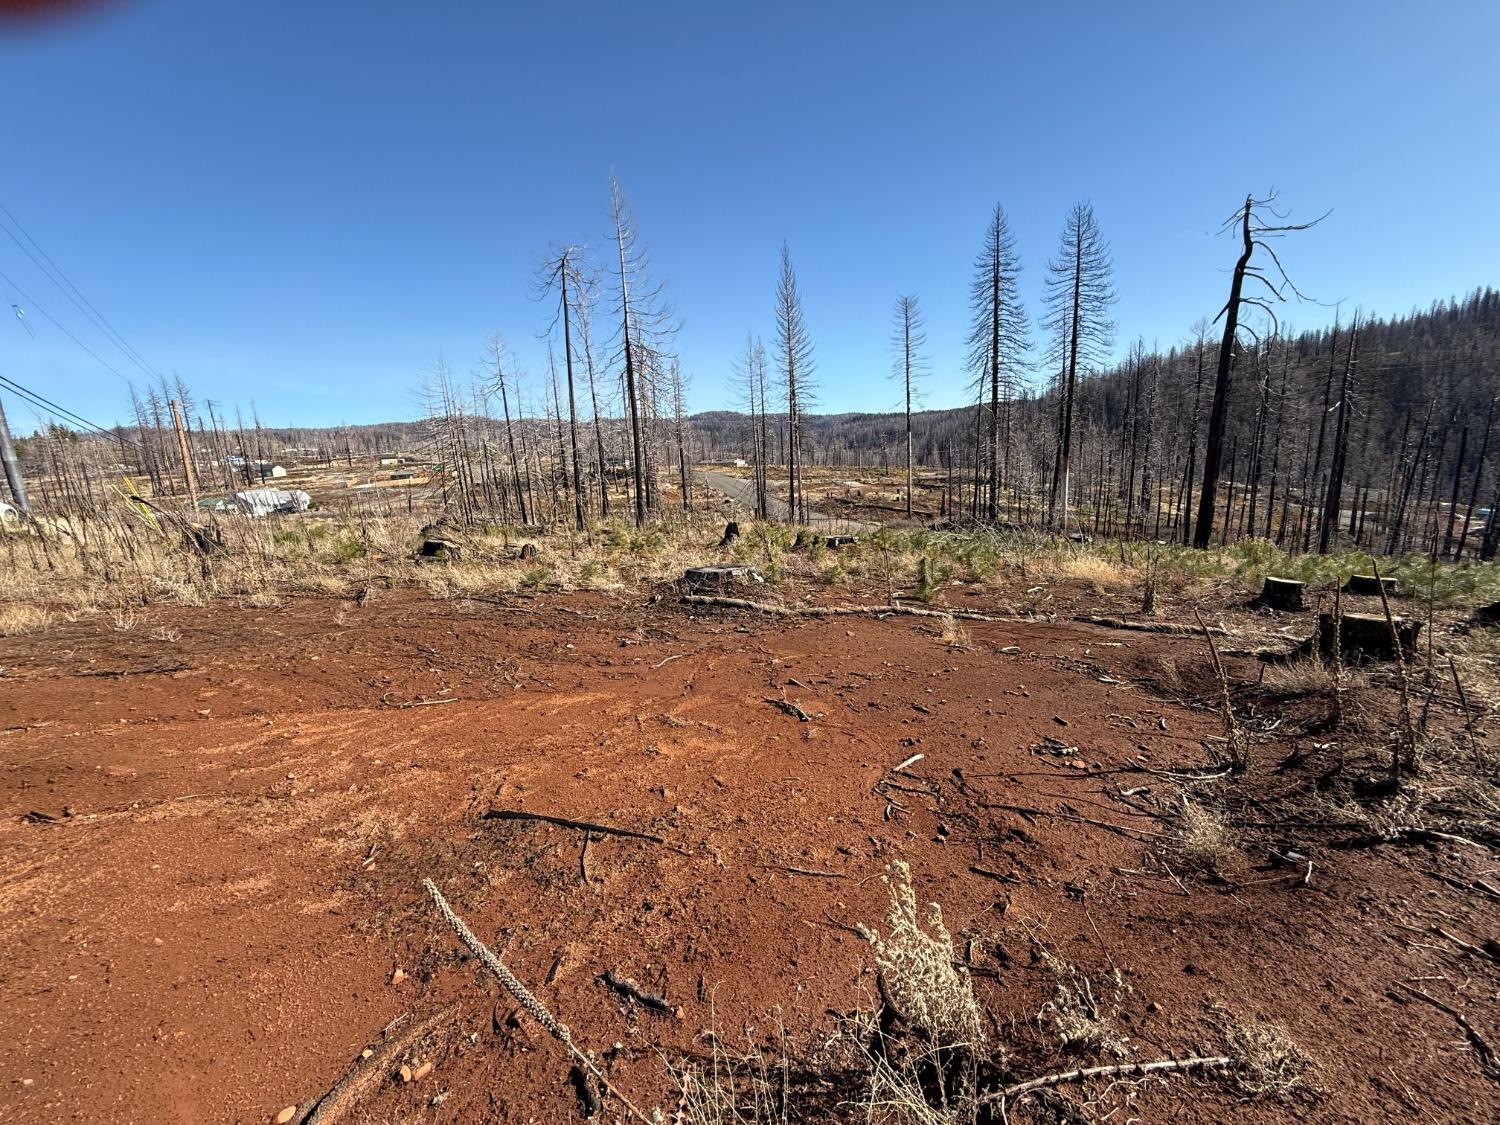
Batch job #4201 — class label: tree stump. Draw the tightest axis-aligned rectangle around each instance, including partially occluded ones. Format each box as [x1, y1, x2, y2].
[1472, 600, 1500, 628]
[718, 521, 740, 549]
[683, 565, 763, 592]
[1343, 574, 1398, 598]
[1256, 576, 1305, 611]
[418, 538, 461, 562]
[518, 543, 538, 561]
[824, 534, 856, 550]
[1316, 611, 1420, 663]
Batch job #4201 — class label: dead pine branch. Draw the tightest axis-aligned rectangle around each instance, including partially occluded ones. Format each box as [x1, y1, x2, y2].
[421, 878, 653, 1123]
[681, 593, 1000, 621]
[983, 1054, 1237, 1104]
[599, 969, 680, 1017]
[481, 808, 664, 844]
[764, 697, 813, 722]
[1393, 982, 1499, 1080]
[1196, 607, 1247, 771]
[300, 1004, 460, 1125]
[758, 863, 847, 878]
[1075, 614, 1230, 637]
[1373, 560, 1417, 786]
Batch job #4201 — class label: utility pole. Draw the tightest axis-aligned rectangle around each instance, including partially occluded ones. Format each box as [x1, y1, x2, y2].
[169, 399, 198, 507]
[0, 395, 30, 514]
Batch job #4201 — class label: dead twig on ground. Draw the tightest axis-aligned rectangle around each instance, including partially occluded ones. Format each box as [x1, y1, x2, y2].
[300, 1004, 460, 1125]
[599, 969, 679, 1017]
[1431, 925, 1500, 964]
[983, 1055, 1237, 1104]
[764, 697, 813, 722]
[1197, 607, 1247, 772]
[758, 863, 846, 878]
[681, 593, 999, 621]
[1075, 614, 1230, 637]
[481, 809, 664, 844]
[1393, 982, 1499, 1081]
[422, 879, 653, 1122]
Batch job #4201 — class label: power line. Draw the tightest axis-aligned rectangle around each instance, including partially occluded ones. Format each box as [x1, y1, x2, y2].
[0, 266, 135, 384]
[0, 371, 142, 450]
[0, 199, 163, 382]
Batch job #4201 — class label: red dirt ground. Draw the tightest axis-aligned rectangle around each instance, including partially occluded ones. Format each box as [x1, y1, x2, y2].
[1, 587, 1496, 1123]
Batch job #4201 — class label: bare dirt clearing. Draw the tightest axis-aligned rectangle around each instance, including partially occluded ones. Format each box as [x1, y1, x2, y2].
[1, 589, 1496, 1123]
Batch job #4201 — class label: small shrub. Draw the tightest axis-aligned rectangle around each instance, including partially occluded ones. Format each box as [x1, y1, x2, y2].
[328, 536, 367, 563]
[857, 861, 983, 1051]
[0, 603, 50, 635]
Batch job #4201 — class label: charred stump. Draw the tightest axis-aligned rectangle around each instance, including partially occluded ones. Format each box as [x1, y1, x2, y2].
[418, 537, 462, 562]
[1343, 573, 1398, 598]
[717, 521, 740, 549]
[1316, 611, 1419, 663]
[683, 565, 763, 593]
[1255, 576, 1305, 611]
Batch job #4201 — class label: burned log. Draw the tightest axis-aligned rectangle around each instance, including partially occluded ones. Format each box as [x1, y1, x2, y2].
[417, 537, 462, 562]
[1316, 611, 1420, 663]
[1471, 600, 1500, 628]
[1255, 576, 1305, 611]
[1343, 574, 1398, 598]
[683, 565, 763, 593]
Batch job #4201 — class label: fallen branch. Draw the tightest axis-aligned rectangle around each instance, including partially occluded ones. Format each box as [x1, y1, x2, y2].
[1393, 982, 1499, 1080]
[969, 865, 1021, 884]
[1394, 826, 1492, 852]
[1074, 614, 1230, 637]
[765, 698, 813, 722]
[759, 863, 846, 878]
[599, 969, 679, 1016]
[1432, 925, 1500, 965]
[681, 594, 999, 621]
[983, 1055, 1236, 1103]
[422, 879, 652, 1123]
[482, 809, 664, 844]
[300, 1005, 459, 1125]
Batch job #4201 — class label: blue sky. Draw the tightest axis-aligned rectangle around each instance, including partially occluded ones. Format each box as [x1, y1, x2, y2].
[1, 0, 1496, 433]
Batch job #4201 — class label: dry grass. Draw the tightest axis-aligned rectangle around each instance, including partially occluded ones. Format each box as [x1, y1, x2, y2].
[1053, 554, 1132, 591]
[1224, 1019, 1310, 1099]
[1171, 797, 1236, 874]
[857, 861, 983, 1052]
[0, 602, 51, 635]
[938, 616, 971, 651]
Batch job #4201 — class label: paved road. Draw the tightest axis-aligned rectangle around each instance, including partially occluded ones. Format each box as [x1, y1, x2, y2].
[694, 470, 873, 533]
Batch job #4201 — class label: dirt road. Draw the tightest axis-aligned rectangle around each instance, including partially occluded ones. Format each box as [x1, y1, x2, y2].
[1, 589, 1494, 1123]
[695, 468, 872, 532]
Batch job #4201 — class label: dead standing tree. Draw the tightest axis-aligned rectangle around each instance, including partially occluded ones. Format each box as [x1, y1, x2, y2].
[775, 243, 814, 525]
[733, 334, 771, 518]
[967, 204, 1030, 522]
[485, 334, 529, 525]
[890, 294, 927, 518]
[1043, 202, 1115, 532]
[1192, 193, 1324, 549]
[608, 175, 675, 527]
[536, 245, 596, 530]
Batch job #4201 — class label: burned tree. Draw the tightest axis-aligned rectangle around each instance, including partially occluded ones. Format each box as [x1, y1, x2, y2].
[1192, 193, 1322, 549]
[537, 245, 596, 530]
[607, 175, 675, 527]
[775, 244, 814, 525]
[967, 204, 1030, 521]
[891, 294, 927, 518]
[1042, 203, 1115, 532]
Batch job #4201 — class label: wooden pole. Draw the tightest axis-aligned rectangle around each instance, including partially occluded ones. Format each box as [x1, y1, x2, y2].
[169, 399, 198, 507]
